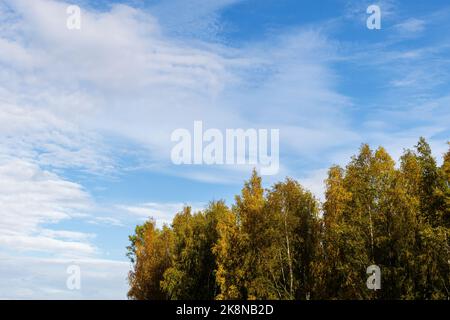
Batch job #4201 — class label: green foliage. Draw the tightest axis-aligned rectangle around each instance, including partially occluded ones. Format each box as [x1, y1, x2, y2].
[161, 204, 225, 299]
[265, 178, 321, 299]
[127, 138, 450, 300]
[127, 221, 173, 300]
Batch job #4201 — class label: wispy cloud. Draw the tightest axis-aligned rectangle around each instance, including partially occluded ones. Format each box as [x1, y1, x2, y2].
[0, 0, 357, 179]
[119, 202, 206, 227]
[393, 17, 425, 34]
[0, 254, 130, 299]
[0, 159, 95, 256]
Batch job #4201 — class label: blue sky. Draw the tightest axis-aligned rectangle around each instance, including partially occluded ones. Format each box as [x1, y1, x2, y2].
[0, 0, 449, 299]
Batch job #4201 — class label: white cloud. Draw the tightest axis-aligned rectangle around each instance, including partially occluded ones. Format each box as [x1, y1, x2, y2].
[87, 216, 124, 227]
[0, 254, 130, 299]
[119, 202, 206, 228]
[39, 229, 96, 241]
[0, 0, 244, 170]
[0, 159, 96, 256]
[0, 157, 130, 298]
[0, 0, 356, 175]
[149, 0, 243, 39]
[393, 18, 426, 34]
[0, 103, 113, 173]
[295, 168, 329, 202]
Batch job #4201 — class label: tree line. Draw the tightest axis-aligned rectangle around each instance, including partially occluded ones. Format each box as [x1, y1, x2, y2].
[127, 138, 450, 300]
